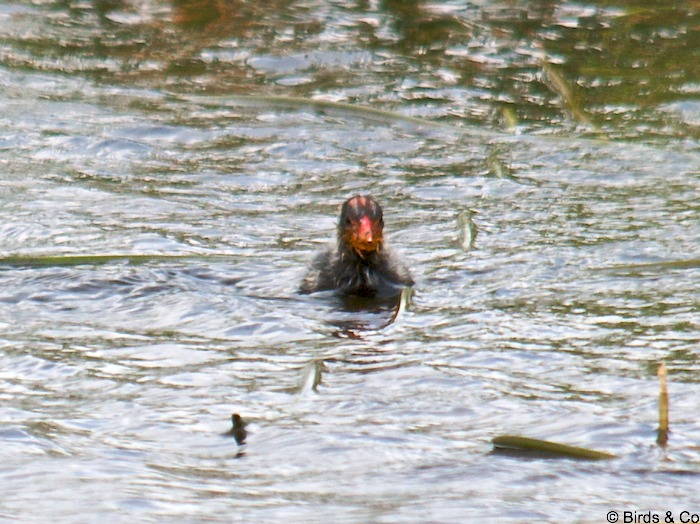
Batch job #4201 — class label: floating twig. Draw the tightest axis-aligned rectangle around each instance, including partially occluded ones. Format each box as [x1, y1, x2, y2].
[385, 286, 412, 327]
[492, 435, 616, 461]
[174, 93, 460, 134]
[298, 360, 323, 394]
[541, 60, 604, 137]
[501, 106, 518, 132]
[596, 258, 700, 274]
[457, 209, 478, 252]
[0, 253, 237, 268]
[657, 362, 669, 447]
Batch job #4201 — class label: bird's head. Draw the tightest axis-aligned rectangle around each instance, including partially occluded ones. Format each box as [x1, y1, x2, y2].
[338, 195, 384, 259]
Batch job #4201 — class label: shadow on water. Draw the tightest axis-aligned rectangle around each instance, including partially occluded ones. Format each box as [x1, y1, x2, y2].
[323, 287, 412, 338]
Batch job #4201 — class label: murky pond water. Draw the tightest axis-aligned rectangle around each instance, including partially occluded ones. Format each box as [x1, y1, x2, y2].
[1, 1, 699, 521]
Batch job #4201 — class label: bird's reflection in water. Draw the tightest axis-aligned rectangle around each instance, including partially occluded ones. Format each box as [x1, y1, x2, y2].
[329, 287, 412, 338]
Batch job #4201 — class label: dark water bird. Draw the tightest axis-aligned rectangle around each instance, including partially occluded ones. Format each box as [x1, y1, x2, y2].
[299, 195, 413, 298]
[227, 413, 247, 446]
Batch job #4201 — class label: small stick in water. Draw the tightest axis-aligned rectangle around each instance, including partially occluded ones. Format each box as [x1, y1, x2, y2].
[492, 435, 616, 460]
[298, 360, 323, 394]
[457, 209, 478, 252]
[657, 362, 669, 447]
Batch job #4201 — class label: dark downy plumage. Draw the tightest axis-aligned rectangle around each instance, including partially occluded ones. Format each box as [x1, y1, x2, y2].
[300, 195, 413, 298]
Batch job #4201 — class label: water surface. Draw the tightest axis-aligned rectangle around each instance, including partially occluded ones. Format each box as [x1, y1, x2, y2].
[1, 1, 699, 522]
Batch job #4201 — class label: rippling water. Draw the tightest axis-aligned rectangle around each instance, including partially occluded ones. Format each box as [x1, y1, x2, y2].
[1, 1, 699, 522]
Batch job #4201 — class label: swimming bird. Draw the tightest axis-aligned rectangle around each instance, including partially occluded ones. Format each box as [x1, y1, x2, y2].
[299, 195, 413, 298]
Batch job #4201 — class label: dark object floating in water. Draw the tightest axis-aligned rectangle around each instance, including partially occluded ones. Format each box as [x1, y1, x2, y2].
[492, 435, 616, 461]
[300, 195, 413, 298]
[657, 362, 669, 447]
[227, 413, 247, 446]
